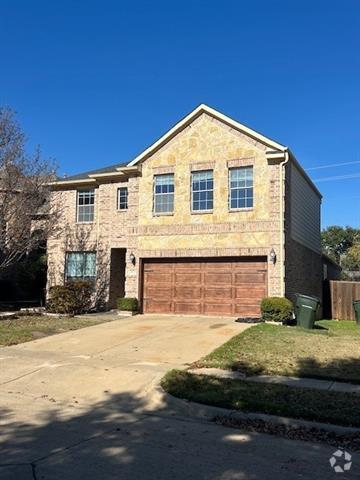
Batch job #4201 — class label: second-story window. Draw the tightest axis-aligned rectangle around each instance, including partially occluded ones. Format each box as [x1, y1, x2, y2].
[77, 189, 95, 223]
[192, 170, 213, 212]
[154, 174, 174, 214]
[117, 187, 128, 210]
[229, 166, 254, 209]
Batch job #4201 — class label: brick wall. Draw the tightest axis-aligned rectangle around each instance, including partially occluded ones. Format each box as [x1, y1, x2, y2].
[47, 175, 139, 303]
[285, 237, 322, 305]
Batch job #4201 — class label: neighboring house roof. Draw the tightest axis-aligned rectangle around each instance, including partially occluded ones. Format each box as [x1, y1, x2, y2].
[322, 253, 342, 269]
[58, 162, 128, 182]
[50, 104, 320, 197]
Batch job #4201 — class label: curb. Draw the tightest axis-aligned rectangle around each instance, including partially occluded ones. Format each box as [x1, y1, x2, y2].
[151, 384, 360, 435]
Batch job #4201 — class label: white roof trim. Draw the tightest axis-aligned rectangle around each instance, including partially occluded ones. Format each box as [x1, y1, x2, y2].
[127, 104, 287, 167]
[48, 178, 96, 186]
[88, 171, 125, 179]
[116, 166, 139, 173]
[266, 152, 287, 160]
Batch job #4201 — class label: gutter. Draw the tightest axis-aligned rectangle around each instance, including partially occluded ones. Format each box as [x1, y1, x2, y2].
[279, 150, 290, 297]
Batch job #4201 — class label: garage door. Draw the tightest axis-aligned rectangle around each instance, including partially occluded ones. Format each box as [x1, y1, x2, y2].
[142, 257, 267, 317]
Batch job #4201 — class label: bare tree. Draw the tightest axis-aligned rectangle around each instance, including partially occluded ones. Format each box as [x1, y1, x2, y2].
[46, 225, 110, 311]
[0, 107, 60, 273]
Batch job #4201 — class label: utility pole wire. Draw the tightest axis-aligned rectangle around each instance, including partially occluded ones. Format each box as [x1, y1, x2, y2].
[306, 160, 360, 171]
[313, 172, 360, 183]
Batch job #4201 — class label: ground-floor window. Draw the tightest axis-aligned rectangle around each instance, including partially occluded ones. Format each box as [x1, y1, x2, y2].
[65, 252, 96, 280]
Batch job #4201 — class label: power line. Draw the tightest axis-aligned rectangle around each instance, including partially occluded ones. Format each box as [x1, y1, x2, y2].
[324, 195, 360, 202]
[314, 172, 360, 183]
[306, 160, 360, 171]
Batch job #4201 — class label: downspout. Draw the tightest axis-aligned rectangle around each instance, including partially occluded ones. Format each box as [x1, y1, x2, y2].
[96, 185, 100, 247]
[95, 184, 102, 308]
[279, 150, 289, 297]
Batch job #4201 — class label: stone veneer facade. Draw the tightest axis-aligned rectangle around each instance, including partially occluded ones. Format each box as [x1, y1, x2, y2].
[47, 111, 321, 310]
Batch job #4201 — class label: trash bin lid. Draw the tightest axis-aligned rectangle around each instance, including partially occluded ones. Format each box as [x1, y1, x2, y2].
[301, 304, 317, 311]
[295, 293, 320, 303]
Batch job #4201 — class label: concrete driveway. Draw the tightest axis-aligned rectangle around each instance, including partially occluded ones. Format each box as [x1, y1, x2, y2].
[0, 314, 245, 408]
[1, 314, 359, 479]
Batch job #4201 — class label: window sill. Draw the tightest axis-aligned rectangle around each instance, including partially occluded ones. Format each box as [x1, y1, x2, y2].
[191, 210, 213, 215]
[117, 209, 128, 212]
[229, 208, 254, 212]
[76, 221, 95, 225]
[65, 277, 96, 282]
[152, 212, 174, 217]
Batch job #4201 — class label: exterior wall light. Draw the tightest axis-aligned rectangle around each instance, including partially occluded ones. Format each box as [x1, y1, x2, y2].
[269, 248, 276, 265]
[129, 252, 136, 265]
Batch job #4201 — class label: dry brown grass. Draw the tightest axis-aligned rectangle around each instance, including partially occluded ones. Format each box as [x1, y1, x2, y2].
[196, 320, 360, 383]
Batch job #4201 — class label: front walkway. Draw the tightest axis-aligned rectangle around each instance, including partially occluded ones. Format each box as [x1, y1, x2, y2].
[190, 367, 360, 393]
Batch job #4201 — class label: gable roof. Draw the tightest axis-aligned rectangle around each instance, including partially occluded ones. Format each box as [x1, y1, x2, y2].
[50, 104, 321, 197]
[127, 104, 287, 166]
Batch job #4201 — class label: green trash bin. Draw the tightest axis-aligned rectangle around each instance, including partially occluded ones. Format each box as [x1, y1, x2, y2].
[353, 300, 360, 326]
[295, 294, 320, 329]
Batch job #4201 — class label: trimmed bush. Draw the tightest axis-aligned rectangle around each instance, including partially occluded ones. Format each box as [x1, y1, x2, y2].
[117, 297, 138, 312]
[47, 280, 94, 315]
[260, 296, 293, 323]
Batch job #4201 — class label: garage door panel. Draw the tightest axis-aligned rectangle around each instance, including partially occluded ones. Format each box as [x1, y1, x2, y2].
[142, 257, 267, 317]
[143, 300, 172, 313]
[204, 287, 232, 299]
[233, 262, 266, 270]
[234, 304, 261, 316]
[204, 262, 233, 270]
[145, 272, 173, 284]
[174, 272, 202, 284]
[204, 272, 232, 284]
[234, 297, 263, 306]
[174, 286, 202, 300]
[234, 273, 266, 284]
[204, 303, 233, 315]
[234, 286, 266, 298]
[174, 263, 201, 271]
[144, 286, 173, 299]
[144, 262, 173, 272]
[174, 302, 202, 314]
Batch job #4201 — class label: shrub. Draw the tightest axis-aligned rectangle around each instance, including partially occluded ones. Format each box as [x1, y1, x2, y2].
[47, 280, 94, 315]
[260, 296, 293, 323]
[117, 297, 138, 311]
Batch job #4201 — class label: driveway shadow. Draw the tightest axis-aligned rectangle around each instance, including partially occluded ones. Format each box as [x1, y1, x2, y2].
[1, 389, 357, 479]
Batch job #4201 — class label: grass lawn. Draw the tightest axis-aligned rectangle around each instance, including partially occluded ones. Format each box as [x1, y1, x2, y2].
[162, 369, 360, 427]
[195, 320, 360, 384]
[0, 314, 118, 346]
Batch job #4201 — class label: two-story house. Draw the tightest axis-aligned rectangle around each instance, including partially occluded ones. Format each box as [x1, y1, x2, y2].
[48, 104, 322, 317]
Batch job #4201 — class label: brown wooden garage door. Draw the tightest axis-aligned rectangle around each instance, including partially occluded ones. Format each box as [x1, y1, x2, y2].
[142, 257, 267, 317]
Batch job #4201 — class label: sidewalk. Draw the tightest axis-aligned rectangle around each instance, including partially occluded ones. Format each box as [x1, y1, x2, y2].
[189, 367, 360, 393]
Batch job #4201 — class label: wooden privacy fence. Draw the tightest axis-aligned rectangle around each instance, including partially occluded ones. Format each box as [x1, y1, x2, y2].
[330, 280, 360, 321]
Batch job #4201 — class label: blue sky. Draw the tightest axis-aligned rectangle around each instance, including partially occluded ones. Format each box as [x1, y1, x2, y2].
[0, 0, 359, 228]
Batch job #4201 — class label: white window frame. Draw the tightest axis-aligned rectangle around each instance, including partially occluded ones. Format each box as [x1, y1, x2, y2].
[153, 174, 174, 215]
[65, 251, 97, 281]
[191, 170, 214, 212]
[229, 166, 254, 210]
[117, 187, 128, 210]
[76, 189, 95, 223]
